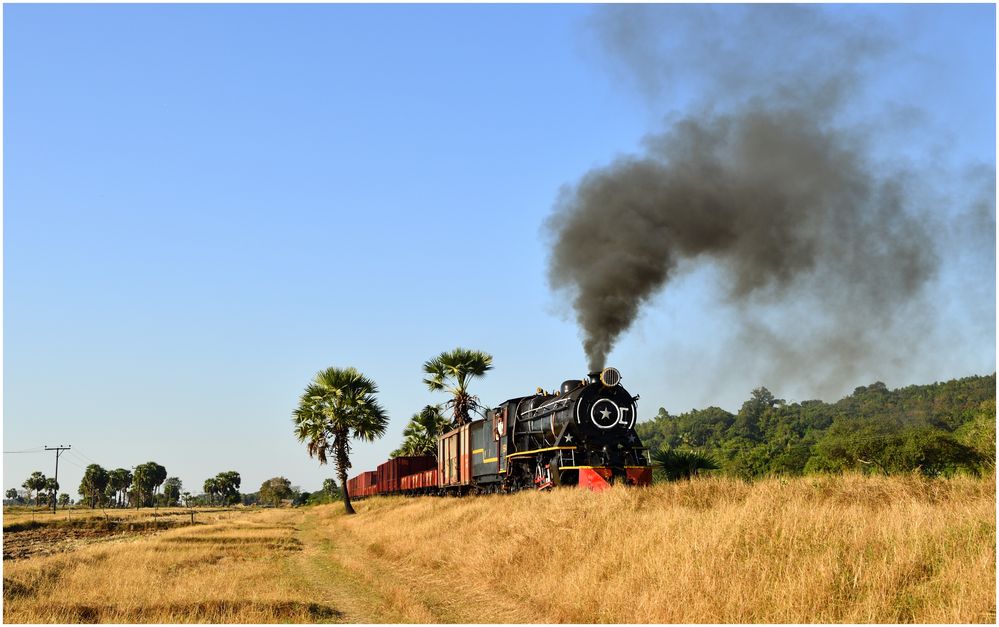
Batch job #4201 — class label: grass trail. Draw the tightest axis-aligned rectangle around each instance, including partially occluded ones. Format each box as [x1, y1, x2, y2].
[294, 505, 537, 623]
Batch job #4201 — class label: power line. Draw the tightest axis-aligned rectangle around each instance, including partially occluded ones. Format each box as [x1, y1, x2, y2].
[61, 458, 87, 471]
[71, 448, 100, 465]
[3, 447, 44, 454]
[67, 450, 91, 465]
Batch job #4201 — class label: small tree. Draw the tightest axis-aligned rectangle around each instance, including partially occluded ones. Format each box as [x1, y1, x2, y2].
[162, 477, 183, 506]
[203, 478, 219, 507]
[259, 477, 293, 507]
[44, 478, 59, 509]
[393, 405, 451, 458]
[58, 493, 71, 508]
[652, 447, 719, 481]
[958, 398, 997, 472]
[214, 471, 241, 506]
[79, 465, 109, 508]
[107, 468, 133, 508]
[5, 488, 18, 503]
[23, 471, 47, 507]
[132, 462, 164, 508]
[322, 478, 340, 500]
[151, 463, 167, 507]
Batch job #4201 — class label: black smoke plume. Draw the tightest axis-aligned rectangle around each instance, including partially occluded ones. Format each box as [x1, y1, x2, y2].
[547, 5, 959, 378]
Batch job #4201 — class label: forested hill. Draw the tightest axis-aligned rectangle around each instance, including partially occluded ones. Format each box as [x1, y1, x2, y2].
[636, 373, 996, 478]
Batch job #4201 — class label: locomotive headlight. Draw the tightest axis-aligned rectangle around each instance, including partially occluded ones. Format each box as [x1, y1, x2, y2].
[599, 367, 621, 387]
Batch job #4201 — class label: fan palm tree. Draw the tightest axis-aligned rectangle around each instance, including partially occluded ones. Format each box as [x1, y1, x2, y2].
[44, 478, 59, 510]
[292, 366, 388, 515]
[393, 405, 451, 458]
[652, 447, 720, 481]
[107, 468, 132, 508]
[23, 472, 46, 507]
[78, 465, 108, 508]
[423, 348, 493, 426]
[151, 463, 167, 506]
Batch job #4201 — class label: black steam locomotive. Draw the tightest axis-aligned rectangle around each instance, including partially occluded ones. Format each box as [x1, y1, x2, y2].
[437, 367, 653, 492]
[347, 367, 653, 497]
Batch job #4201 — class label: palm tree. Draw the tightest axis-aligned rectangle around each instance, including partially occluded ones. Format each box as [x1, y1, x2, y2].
[79, 465, 109, 508]
[22, 472, 46, 507]
[393, 405, 451, 458]
[151, 463, 167, 507]
[107, 468, 132, 508]
[292, 366, 388, 515]
[132, 462, 164, 508]
[422, 348, 493, 426]
[44, 478, 59, 510]
[652, 447, 719, 481]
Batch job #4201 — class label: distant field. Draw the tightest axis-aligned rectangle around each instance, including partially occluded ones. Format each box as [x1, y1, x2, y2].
[3, 506, 229, 528]
[2, 507, 243, 561]
[3, 474, 995, 623]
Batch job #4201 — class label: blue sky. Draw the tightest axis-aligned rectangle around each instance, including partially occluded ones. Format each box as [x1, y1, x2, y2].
[4, 4, 994, 497]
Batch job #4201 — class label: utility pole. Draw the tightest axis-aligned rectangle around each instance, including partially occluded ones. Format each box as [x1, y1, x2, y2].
[44, 445, 71, 513]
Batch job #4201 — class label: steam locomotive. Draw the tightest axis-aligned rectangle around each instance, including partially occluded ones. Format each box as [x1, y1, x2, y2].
[347, 367, 653, 496]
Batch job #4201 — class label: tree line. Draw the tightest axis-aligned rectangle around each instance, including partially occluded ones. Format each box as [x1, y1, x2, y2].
[242, 476, 340, 507]
[292, 347, 493, 514]
[636, 373, 996, 480]
[7, 466, 343, 511]
[7, 463, 243, 509]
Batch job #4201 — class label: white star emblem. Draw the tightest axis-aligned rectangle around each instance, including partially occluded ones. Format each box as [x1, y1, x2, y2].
[590, 399, 622, 429]
[628, 434, 637, 443]
[564, 434, 573, 443]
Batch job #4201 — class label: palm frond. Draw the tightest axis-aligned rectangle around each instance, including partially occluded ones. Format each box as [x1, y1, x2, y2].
[293, 365, 389, 468]
[652, 447, 719, 481]
[422, 348, 493, 425]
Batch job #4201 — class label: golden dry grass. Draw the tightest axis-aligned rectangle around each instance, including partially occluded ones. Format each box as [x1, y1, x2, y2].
[334, 473, 996, 623]
[3, 509, 334, 623]
[3, 473, 995, 623]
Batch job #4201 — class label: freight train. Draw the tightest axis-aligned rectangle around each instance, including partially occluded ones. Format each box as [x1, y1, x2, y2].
[347, 367, 653, 496]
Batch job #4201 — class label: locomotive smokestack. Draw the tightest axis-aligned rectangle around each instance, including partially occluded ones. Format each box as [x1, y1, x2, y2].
[544, 5, 979, 390]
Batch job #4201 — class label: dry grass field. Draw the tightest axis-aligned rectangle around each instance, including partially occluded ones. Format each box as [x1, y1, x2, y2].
[3, 473, 995, 623]
[3, 505, 224, 528]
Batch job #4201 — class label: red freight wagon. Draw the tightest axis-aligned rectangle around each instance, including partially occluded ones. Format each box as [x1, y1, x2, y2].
[376, 456, 436, 494]
[347, 470, 378, 498]
[400, 468, 438, 492]
[418, 468, 438, 490]
[360, 470, 378, 497]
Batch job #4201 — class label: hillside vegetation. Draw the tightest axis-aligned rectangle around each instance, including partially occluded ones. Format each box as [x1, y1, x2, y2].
[4, 474, 994, 623]
[637, 373, 995, 478]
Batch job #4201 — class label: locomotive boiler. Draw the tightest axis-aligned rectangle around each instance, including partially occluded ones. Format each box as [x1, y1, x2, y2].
[437, 367, 653, 492]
